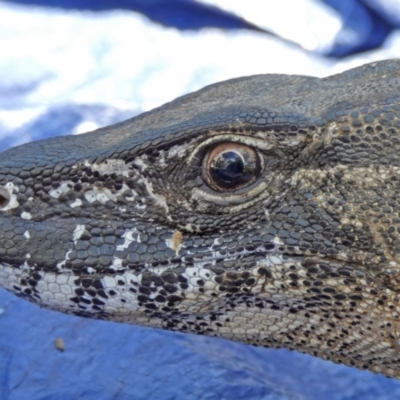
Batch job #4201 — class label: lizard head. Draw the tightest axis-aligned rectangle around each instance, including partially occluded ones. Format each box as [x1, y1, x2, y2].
[1, 59, 400, 377]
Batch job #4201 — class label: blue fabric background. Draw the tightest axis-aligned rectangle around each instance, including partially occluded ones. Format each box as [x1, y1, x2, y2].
[4, 0, 400, 57]
[2, 288, 400, 400]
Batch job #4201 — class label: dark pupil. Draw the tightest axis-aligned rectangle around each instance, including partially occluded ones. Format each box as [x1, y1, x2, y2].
[210, 151, 253, 189]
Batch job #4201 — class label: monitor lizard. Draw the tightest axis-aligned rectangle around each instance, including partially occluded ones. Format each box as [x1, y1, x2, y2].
[1, 59, 400, 378]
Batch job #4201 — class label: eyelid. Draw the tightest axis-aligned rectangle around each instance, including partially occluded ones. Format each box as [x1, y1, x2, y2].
[191, 181, 269, 207]
[187, 134, 274, 166]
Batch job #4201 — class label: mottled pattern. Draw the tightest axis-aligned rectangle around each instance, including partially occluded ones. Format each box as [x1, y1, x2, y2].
[1, 59, 400, 377]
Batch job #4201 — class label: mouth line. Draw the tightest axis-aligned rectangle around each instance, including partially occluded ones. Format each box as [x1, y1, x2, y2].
[0, 246, 377, 285]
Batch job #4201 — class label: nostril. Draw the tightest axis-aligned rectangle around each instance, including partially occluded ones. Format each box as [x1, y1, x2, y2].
[0, 187, 10, 208]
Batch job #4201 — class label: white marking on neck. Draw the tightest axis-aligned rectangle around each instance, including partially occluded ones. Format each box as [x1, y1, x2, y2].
[84, 183, 130, 204]
[138, 176, 171, 218]
[73, 225, 86, 242]
[273, 237, 284, 245]
[49, 182, 73, 199]
[0, 182, 20, 210]
[56, 250, 72, 270]
[117, 229, 139, 251]
[21, 212, 32, 220]
[133, 158, 148, 171]
[70, 198, 82, 208]
[84, 159, 131, 178]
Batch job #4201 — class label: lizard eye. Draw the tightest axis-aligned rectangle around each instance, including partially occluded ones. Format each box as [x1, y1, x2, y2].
[203, 142, 261, 191]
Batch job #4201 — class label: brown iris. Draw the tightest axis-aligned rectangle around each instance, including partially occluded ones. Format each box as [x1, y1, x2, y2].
[203, 142, 261, 191]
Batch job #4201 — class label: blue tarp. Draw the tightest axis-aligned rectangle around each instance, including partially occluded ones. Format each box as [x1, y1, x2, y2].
[1, 288, 400, 400]
[3, 0, 266, 31]
[4, 0, 400, 57]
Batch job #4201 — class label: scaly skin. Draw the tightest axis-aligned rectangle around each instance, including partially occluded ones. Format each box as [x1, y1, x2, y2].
[1, 59, 400, 377]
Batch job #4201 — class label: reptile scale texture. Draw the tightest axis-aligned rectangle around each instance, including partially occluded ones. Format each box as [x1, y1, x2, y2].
[1, 59, 400, 378]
